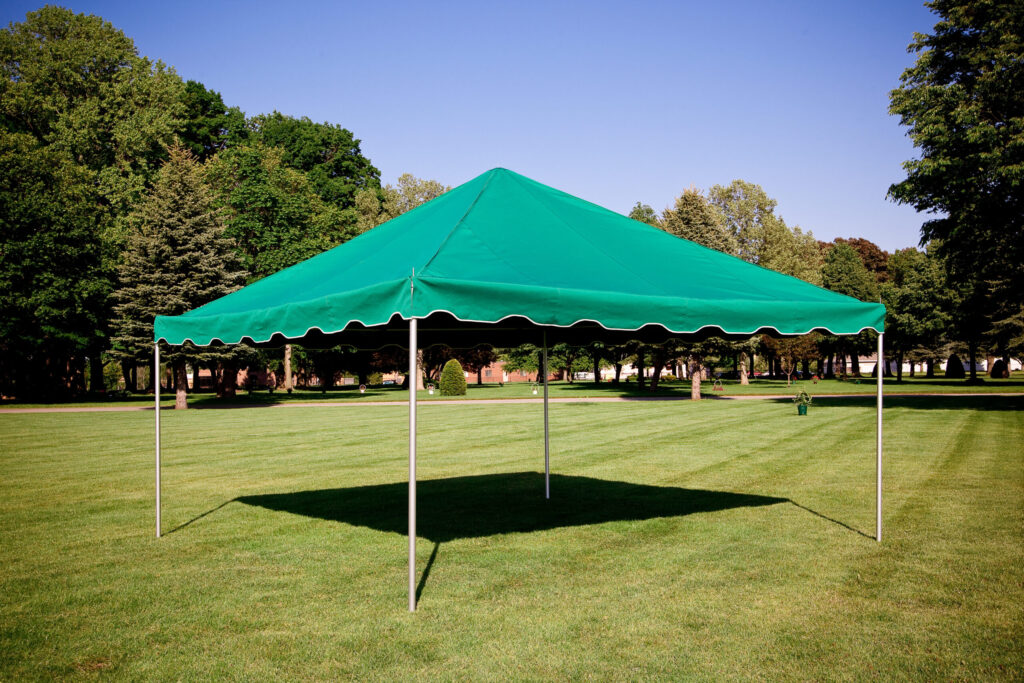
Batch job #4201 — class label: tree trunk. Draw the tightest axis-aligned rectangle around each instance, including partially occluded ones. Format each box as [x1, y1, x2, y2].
[649, 361, 665, 391]
[739, 352, 749, 385]
[220, 362, 237, 398]
[121, 361, 133, 392]
[174, 361, 188, 409]
[909, 360, 915, 378]
[613, 363, 622, 383]
[968, 338, 979, 382]
[689, 357, 701, 400]
[477, 368, 483, 384]
[896, 351, 904, 382]
[801, 358, 810, 379]
[593, 354, 601, 384]
[635, 359, 645, 389]
[851, 353, 861, 377]
[284, 344, 293, 392]
[926, 359, 934, 377]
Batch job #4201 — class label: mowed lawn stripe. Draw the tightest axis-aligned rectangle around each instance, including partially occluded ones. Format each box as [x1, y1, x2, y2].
[0, 398, 1021, 680]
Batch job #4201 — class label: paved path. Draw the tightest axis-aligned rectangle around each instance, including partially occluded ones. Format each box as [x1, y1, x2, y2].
[1, 392, 1019, 414]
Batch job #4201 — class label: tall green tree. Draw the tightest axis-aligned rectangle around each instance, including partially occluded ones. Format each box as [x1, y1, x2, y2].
[833, 237, 889, 282]
[111, 146, 246, 409]
[1, 6, 185, 392]
[822, 243, 879, 376]
[707, 180, 821, 283]
[177, 80, 247, 162]
[881, 247, 952, 381]
[205, 143, 352, 280]
[251, 111, 380, 207]
[0, 131, 104, 399]
[889, 0, 1024, 368]
[0, 6, 185, 243]
[661, 187, 738, 254]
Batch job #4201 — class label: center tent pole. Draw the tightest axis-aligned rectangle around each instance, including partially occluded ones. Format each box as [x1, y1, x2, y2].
[542, 330, 550, 500]
[876, 332, 884, 543]
[408, 318, 418, 612]
[155, 342, 161, 538]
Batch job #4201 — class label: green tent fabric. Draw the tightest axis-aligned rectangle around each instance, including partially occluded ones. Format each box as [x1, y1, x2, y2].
[154, 168, 884, 347]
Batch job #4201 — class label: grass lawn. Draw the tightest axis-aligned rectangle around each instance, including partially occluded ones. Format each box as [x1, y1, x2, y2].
[4, 371, 1024, 410]
[1, 396, 1021, 679]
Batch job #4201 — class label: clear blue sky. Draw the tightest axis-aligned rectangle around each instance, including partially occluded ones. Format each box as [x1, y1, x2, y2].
[4, 1, 938, 252]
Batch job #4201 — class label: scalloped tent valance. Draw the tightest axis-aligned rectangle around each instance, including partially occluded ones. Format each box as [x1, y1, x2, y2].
[154, 167, 883, 348]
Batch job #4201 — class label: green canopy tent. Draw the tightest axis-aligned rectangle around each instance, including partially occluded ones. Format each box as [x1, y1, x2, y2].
[154, 168, 886, 611]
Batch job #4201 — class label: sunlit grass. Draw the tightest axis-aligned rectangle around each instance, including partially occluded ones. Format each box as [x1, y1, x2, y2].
[0, 396, 1021, 679]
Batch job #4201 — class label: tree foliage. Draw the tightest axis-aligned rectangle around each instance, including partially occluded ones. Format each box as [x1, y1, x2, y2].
[177, 80, 247, 162]
[888, 0, 1023, 286]
[251, 112, 380, 207]
[111, 146, 246, 368]
[881, 247, 952, 378]
[628, 202, 661, 227]
[822, 243, 878, 302]
[833, 237, 889, 282]
[0, 6, 185, 245]
[889, 0, 1024, 371]
[661, 187, 737, 254]
[707, 180, 821, 283]
[0, 131, 104, 398]
[205, 143, 353, 280]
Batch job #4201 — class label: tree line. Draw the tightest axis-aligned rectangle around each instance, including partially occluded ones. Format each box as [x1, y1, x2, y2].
[1, 2, 1020, 404]
[0, 7, 443, 401]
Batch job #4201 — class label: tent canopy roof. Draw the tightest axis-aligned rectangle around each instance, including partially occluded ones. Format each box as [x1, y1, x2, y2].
[155, 168, 884, 348]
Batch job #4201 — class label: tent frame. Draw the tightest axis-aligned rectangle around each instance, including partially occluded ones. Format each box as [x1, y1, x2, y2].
[153, 330, 885, 611]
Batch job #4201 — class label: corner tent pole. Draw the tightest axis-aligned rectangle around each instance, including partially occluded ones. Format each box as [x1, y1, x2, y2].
[542, 330, 550, 500]
[876, 332, 884, 543]
[155, 342, 161, 538]
[408, 317, 418, 612]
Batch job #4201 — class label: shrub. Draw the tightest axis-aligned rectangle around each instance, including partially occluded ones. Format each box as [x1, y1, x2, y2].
[945, 354, 965, 379]
[439, 359, 467, 396]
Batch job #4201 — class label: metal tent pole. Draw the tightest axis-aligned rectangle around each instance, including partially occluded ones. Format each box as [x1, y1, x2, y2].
[542, 330, 550, 499]
[408, 318, 418, 612]
[155, 342, 161, 538]
[876, 332, 884, 543]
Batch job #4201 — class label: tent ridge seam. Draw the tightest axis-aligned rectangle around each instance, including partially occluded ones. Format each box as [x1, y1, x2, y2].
[420, 172, 495, 274]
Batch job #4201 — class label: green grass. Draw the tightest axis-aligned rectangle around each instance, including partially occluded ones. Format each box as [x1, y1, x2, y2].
[4, 371, 1024, 410]
[1, 396, 1022, 679]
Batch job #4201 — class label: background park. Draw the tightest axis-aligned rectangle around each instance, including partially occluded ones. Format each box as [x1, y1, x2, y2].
[1, 1, 1022, 680]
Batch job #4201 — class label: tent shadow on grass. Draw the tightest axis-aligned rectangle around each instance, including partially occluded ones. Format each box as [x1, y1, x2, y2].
[235, 472, 786, 543]
[211, 474, 863, 604]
